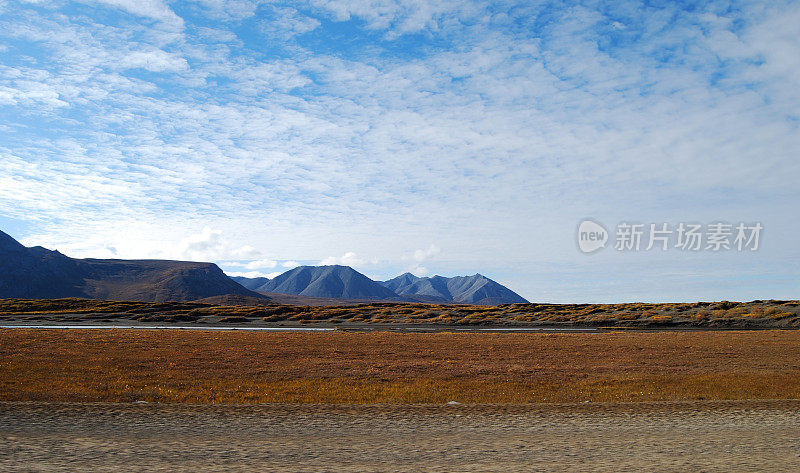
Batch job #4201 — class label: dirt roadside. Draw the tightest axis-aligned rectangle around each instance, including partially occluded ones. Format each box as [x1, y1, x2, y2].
[2, 400, 800, 472]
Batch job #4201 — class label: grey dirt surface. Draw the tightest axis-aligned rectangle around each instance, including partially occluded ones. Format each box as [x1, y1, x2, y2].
[2, 400, 800, 472]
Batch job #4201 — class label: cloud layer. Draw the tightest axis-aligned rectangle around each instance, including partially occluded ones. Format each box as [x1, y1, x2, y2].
[1, 0, 798, 301]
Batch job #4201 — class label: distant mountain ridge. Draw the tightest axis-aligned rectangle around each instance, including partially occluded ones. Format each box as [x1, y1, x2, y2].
[1, 228, 528, 305]
[231, 276, 270, 290]
[234, 266, 528, 305]
[381, 273, 529, 305]
[254, 265, 402, 301]
[0, 230, 266, 302]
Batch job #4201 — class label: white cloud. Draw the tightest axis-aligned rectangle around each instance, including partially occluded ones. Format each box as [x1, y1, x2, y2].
[194, 26, 240, 43]
[172, 227, 260, 262]
[307, 0, 481, 36]
[244, 258, 278, 270]
[399, 244, 440, 276]
[83, 0, 184, 27]
[412, 244, 440, 262]
[260, 6, 321, 39]
[174, 226, 224, 261]
[226, 270, 282, 279]
[119, 49, 189, 72]
[229, 245, 260, 259]
[281, 260, 301, 268]
[189, 0, 260, 21]
[319, 252, 365, 267]
[1, 1, 799, 302]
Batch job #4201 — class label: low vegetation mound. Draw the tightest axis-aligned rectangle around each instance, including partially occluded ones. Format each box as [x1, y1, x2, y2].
[1, 298, 799, 328]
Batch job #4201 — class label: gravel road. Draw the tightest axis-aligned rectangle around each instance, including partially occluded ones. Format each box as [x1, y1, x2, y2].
[2, 401, 800, 472]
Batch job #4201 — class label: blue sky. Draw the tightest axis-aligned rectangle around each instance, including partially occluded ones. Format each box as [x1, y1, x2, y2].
[0, 0, 798, 302]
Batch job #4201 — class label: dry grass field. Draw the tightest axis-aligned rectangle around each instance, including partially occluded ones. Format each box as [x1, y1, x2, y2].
[1, 329, 799, 403]
[2, 297, 800, 328]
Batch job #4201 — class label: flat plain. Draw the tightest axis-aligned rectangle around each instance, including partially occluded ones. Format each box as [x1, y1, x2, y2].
[2, 328, 800, 403]
[3, 327, 800, 472]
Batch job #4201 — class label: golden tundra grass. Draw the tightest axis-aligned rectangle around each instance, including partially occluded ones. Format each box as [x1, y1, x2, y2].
[1, 329, 799, 403]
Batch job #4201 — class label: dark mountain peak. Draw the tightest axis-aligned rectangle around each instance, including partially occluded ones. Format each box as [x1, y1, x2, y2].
[257, 265, 400, 300]
[453, 273, 486, 281]
[312, 264, 362, 275]
[381, 273, 450, 302]
[0, 230, 26, 253]
[230, 276, 271, 291]
[381, 271, 528, 305]
[0, 229, 266, 302]
[382, 272, 422, 293]
[284, 265, 368, 280]
[2, 225, 527, 306]
[447, 275, 528, 304]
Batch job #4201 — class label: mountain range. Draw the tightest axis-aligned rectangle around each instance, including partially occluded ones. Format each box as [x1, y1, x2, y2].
[0, 230, 265, 302]
[252, 265, 401, 300]
[381, 272, 529, 304]
[233, 266, 528, 305]
[0, 229, 528, 305]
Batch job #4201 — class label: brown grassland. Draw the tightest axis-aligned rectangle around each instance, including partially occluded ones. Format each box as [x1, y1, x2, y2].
[1, 329, 799, 403]
[1, 297, 800, 328]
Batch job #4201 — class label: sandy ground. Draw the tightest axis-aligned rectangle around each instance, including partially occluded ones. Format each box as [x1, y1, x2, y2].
[2, 401, 800, 472]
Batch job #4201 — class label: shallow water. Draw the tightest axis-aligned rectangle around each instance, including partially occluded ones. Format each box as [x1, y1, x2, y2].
[0, 325, 335, 331]
[0, 324, 598, 332]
